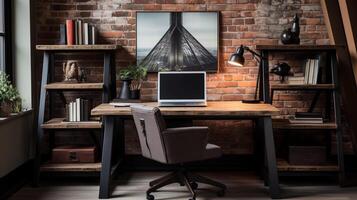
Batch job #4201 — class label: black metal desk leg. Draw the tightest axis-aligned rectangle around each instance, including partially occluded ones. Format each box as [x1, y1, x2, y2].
[99, 116, 115, 199]
[263, 117, 280, 199]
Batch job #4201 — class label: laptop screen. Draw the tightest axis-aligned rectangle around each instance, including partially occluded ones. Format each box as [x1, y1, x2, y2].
[159, 72, 206, 100]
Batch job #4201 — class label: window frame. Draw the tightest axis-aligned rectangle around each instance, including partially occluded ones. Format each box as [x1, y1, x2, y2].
[1, 0, 12, 78]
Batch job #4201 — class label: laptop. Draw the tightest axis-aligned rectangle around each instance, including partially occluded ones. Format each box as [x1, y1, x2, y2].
[158, 71, 207, 107]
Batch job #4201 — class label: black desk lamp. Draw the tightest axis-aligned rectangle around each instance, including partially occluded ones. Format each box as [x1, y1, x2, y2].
[228, 45, 265, 104]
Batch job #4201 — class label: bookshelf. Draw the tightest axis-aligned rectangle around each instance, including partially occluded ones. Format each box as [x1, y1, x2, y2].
[256, 45, 345, 184]
[34, 45, 118, 184]
[45, 82, 104, 90]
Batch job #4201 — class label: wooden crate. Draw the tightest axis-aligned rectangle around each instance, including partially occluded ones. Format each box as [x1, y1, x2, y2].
[52, 145, 97, 163]
[288, 146, 326, 165]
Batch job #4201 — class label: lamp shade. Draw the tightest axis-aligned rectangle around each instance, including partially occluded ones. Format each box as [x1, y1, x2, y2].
[228, 45, 245, 67]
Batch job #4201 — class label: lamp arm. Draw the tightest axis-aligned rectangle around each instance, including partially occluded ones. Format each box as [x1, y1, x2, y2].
[243, 46, 266, 60]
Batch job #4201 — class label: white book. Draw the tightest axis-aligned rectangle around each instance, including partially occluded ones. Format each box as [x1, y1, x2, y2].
[69, 102, 73, 122]
[83, 23, 89, 45]
[304, 59, 311, 84]
[77, 20, 83, 45]
[72, 102, 76, 122]
[313, 59, 320, 84]
[76, 98, 81, 122]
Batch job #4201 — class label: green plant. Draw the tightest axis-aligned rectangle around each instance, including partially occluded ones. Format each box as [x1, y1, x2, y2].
[0, 71, 21, 113]
[117, 65, 147, 90]
[118, 66, 134, 81]
[130, 65, 147, 90]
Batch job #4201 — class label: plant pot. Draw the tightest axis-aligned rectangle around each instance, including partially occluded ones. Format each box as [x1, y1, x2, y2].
[0, 101, 12, 117]
[130, 90, 140, 99]
[118, 79, 132, 100]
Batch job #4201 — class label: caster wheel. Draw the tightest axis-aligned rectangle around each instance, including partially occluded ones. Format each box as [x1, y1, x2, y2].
[190, 182, 198, 190]
[147, 194, 154, 200]
[217, 189, 225, 197]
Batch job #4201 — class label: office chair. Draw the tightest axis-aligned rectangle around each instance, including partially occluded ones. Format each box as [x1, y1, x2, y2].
[131, 105, 226, 200]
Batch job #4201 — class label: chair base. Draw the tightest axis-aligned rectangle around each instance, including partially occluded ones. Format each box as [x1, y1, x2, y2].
[146, 169, 226, 200]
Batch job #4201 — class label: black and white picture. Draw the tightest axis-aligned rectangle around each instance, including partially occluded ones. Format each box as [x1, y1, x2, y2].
[137, 12, 219, 72]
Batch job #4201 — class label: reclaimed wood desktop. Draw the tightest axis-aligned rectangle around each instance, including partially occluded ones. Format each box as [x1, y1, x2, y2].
[91, 101, 281, 199]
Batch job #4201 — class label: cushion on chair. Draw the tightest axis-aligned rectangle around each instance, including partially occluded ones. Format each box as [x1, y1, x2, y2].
[204, 143, 222, 160]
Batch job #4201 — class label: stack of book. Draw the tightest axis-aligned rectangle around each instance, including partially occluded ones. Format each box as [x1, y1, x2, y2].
[66, 98, 90, 122]
[287, 73, 305, 84]
[61, 19, 97, 45]
[304, 58, 320, 84]
[287, 58, 320, 85]
[288, 112, 323, 124]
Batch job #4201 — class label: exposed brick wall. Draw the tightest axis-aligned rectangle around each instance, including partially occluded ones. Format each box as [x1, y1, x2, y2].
[35, 0, 354, 155]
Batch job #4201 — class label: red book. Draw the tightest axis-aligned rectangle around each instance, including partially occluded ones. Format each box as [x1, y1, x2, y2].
[66, 20, 74, 45]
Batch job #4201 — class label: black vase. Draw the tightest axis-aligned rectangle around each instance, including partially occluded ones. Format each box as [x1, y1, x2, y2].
[118, 79, 131, 99]
[130, 89, 140, 99]
[281, 13, 301, 45]
[281, 28, 294, 44]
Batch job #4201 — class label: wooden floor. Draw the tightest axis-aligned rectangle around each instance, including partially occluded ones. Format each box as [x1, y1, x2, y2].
[9, 171, 357, 200]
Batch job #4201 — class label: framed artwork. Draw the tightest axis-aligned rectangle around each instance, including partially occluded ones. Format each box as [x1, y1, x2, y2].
[136, 11, 219, 72]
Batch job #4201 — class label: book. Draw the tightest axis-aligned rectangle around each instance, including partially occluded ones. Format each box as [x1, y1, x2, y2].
[309, 59, 315, 84]
[83, 23, 89, 45]
[65, 20, 74, 45]
[289, 116, 323, 124]
[74, 21, 78, 45]
[295, 112, 323, 118]
[77, 20, 83, 45]
[88, 25, 92, 45]
[313, 58, 320, 84]
[83, 99, 89, 121]
[91, 26, 96, 44]
[59, 24, 66, 45]
[69, 102, 73, 122]
[288, 76, 304, 85]
[304, 59, 311, 84]
[76, 98, 81, 122]
[68, 103, 71, 121]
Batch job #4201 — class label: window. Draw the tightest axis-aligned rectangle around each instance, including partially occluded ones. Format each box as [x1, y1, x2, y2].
[0, 0, 11, 74]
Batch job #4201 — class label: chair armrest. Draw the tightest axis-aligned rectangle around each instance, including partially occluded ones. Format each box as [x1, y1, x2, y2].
[162, 127, 209, 164]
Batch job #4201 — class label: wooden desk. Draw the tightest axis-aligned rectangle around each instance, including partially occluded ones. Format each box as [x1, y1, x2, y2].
[91, 101, 281, 199]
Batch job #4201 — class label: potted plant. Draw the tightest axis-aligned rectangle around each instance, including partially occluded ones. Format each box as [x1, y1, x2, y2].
[0, 72, 22, 117]
[117, 65, 147, 100]
[130, 65, 147, 99]
[117, 66, 134, 100]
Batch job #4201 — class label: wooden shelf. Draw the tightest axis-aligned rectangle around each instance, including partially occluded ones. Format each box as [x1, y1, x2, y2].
[40, 162, 101, 172]
[256, 45, 342, 51]
[36, 44, 118, 51]
[41, 118, 102, 129]
[271, 84, 335, 90]
[273, 119, 337, 130]
[277, 159, 338, 172]
[45, 82, 104, 90]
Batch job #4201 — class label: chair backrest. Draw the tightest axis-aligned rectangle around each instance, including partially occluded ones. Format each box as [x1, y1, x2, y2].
[131, 105, 168, 163]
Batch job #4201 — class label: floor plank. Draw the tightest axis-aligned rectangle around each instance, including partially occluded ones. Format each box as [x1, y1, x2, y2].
[9, 171, 357, 200]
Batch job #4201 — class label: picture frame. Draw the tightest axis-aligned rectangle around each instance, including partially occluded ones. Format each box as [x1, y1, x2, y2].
[136, 11, 219, 72]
